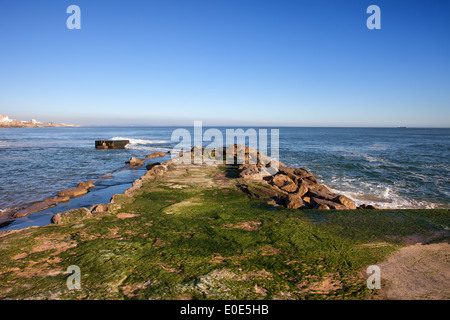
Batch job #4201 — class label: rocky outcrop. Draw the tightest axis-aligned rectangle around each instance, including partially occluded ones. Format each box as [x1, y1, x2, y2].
[229, 145, 374, 211]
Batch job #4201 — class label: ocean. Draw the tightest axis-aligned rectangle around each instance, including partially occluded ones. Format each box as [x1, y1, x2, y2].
[0, 126, 449, 230]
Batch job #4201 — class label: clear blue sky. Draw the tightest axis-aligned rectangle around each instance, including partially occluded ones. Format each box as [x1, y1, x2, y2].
[0, 0, 449, 127]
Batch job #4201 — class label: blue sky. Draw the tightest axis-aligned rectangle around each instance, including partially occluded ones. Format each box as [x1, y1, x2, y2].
[0, 0, 449, 127]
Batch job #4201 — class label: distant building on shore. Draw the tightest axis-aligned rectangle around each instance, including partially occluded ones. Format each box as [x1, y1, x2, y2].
[0, 115, 12, 123]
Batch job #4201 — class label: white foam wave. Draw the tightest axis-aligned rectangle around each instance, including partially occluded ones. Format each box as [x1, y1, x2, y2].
[325, 180, 443, 209]
[110, 137, 171, 145]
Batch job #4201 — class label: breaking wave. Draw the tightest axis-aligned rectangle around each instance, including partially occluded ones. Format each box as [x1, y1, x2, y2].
[110, 137, 171, 145]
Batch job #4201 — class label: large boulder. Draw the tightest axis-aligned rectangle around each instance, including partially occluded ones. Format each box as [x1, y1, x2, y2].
[281, 194, 307, 209]
[269, 174, 298, 193]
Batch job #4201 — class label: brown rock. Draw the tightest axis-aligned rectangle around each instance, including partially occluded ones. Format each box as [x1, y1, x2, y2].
[146, 164, 167, 176]
[47, 196, 70, 203]
[333, 195, 357, 210]
[57, 188, 88, 199]
[302, 196, 311, 205]
[296, 184, 308, 198]
[306, 189, 338, 201]
[311, 197, 347, 210]
[10, 199, 58, 219]
[293, 168, 313, 178]
[77, 180, 95, 190]
[145, 152, 166, 159]
[90, 203, 109, 213]
[267, 174, 298, 193]
[239, 164, 261, 179]
[310, 184, 332, 194]
[282, 194, 307, 209]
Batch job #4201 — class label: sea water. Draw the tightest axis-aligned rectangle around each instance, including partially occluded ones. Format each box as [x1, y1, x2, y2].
[0, 126, 448, 230]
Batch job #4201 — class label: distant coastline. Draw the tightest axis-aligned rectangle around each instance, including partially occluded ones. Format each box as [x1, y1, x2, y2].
[0, 115, 79, 128]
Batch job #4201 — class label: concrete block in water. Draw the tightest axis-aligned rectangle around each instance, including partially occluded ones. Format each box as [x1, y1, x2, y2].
[95, 140, 129, 149]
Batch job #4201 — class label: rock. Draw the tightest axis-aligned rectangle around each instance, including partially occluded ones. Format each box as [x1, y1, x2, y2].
[90, 204, 109, 213]
[310, 197, 347, 210]
[333, 195, 357, 210]
[268, 174, 297, 193]
[306, 189, 338, 201]
[146, 164, 167, 176]
[277, 167, 300, 183]
[294, 168, 313, 178]
[55, 196, 70, 203]
[281, 194, 307, 209]
[302, 196, 311, 206]
[51, 208, 92, 225]
[280, 181, 298, 193]
[292, 168, 319, 184]
[239, 164, 261, 179]
[315, 204, 330, 210]
[308, 183, 332, 194]
[296, 184, 309, 198]
[126, 157, 144, 166]
[11, 199, 58, 219]
[77, 180, 95, 190]
[57, 188, 88, 199]
[145, 152, 166, 159]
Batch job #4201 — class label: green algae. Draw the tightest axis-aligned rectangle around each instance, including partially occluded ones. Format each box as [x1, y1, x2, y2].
[0, 164, 448, 300]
